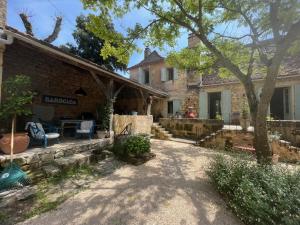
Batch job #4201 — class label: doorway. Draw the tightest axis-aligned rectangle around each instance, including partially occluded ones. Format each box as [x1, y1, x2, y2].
[270, 87, 290, 120]
[208, 92, 221, 119]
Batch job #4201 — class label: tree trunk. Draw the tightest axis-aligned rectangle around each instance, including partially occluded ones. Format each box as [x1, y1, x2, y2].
[254, 112, 272, 164]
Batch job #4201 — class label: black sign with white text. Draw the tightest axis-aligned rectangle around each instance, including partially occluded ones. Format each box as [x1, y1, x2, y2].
[42, 95, 78, 105]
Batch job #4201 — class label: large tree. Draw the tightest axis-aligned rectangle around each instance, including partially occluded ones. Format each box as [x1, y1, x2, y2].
[82, 0, 300, 164]
[62, 15, 127, 71]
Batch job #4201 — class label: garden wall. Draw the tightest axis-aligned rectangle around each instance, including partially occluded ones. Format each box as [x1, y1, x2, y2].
[159, 118, 223, 139]
[267, 120, 300, 146]
[113, 115, 153, 135]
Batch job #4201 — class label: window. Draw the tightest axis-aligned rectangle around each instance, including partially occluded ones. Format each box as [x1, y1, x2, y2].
[167, 68, 174, 81]
[168, 101, 173, 114]
[144, 69, 150, 84]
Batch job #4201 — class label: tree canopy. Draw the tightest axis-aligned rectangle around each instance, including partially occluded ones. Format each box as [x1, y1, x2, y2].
[62, 15, 127, 71]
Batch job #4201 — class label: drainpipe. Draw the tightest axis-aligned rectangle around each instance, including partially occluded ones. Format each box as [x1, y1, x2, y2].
[0, 29, 14, 103]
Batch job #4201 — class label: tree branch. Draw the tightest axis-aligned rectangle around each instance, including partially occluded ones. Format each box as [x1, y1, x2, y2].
[19, 13, 34, 36]
[44, 16, 62, 43]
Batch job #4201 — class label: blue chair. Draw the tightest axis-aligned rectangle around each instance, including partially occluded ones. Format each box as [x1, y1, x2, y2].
[26, 122, 60, 148]
[75, 120, 95, 139]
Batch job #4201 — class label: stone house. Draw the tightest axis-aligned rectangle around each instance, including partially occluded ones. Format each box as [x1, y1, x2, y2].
[128, 46, 200, 120]
[129, 34, 300, 124]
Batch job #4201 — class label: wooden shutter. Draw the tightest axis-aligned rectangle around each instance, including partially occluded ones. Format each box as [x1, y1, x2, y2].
[295, 84, 300, 119]
[173, 99, 181, 114]
[138, 67, 144, 84]
[174, 68, 179, 80]
[199, 91, 208, 119]
[221, 90, 231, 124]
[161, 68, 167, 81]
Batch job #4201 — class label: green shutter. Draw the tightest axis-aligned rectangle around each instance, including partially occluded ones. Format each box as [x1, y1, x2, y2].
[295, 84, 300, 119]
[173, 99, 181, 114]
[161, 68, 167, 81]
[174, 68, 179, 80]
[221, 90, 231, 124]
[138, 67, 144, 84]
[199, 91, 208, 119]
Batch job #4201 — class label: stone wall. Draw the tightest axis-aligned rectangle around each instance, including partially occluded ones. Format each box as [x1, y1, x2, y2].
[0, 138, 113, 174]
[3, 40, 105, 123]
[159, 118, 223, 139]
[113, 115, 153, 135]
[268, 120, 300, 146]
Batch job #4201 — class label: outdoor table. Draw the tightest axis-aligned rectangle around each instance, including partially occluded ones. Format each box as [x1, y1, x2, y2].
[59, 119, 83, 137]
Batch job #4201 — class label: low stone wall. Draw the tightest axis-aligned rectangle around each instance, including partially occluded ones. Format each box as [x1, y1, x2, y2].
[159, 118, 223, 139]
[268, 120, 300, 146]
[0, 138, 113, 174]
[113, 115, 153, 135]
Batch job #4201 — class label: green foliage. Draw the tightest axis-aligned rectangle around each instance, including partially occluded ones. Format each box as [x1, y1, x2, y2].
[0, 75, 34, 120]
[208, 156, 300, 225]
[97, 101, 112, 130]
[113, 134, 150, 157]
[81, 0, 300, 66]
[61, 15, 126, 71]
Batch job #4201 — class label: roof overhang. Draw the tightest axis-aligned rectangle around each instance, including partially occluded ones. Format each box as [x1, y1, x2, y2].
[4, 27, 168, 98]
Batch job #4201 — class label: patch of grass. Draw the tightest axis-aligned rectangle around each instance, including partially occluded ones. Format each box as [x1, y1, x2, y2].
[208, 156, 300, 225]
[24, 192, 69, 219]
[46, 164, 99, 185]
[24, 164, 99, 220]
[0, 212, 9, 224]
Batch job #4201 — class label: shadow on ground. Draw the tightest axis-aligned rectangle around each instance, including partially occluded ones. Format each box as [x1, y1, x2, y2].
[20, 140, 242, 225]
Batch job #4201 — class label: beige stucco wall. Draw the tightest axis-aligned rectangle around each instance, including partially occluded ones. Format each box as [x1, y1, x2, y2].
[113, 115, 153, 135]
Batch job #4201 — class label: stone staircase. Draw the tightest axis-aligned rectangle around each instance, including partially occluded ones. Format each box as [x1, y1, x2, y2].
[40, 148, 114, 179]
[151, 123, 173, 140]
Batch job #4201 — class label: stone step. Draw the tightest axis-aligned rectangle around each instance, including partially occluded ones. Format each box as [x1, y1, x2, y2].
[169, 138, 196, 145]
[54, 151, 92, 169]
[42, 164, 61, 177]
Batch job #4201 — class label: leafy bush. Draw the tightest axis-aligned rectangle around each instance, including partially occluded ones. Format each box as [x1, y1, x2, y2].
[124, 135, 150, 156]
[208, 156, 300, 225]
[113, 134, 150, 157]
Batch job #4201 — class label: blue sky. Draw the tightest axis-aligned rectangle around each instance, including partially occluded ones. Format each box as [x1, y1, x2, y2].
[7, 0, 189, 76]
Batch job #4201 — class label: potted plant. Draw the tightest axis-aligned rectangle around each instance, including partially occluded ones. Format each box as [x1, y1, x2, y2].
[0, 75, 34, 154]
[96, 102, 111, 138]
[240, 99, 250, 131]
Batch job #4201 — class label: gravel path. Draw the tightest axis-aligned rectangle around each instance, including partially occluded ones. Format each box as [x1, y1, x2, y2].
[19, 139, 242, 225]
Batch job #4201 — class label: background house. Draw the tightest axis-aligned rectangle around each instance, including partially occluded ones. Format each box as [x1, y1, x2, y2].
[129, 34, 300, 124]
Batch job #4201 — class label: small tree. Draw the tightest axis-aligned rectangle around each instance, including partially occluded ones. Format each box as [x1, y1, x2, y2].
[82, 0, 300, 164]
[0, 75, 34, 152]
[61, 15, 127, 71]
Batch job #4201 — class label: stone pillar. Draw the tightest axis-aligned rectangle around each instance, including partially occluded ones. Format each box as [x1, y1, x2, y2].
[146, 95, 153, 116]
[0, 0, 7, 29]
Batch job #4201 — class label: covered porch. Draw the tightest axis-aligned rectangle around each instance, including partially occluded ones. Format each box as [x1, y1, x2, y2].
[0, 27, 167, 160]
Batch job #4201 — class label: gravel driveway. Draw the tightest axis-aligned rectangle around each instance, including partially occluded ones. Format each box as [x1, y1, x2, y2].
[19, 139, 242, 225]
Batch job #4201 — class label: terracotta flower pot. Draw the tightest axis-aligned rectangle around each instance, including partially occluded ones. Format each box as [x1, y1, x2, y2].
[0, 133, 30, 155]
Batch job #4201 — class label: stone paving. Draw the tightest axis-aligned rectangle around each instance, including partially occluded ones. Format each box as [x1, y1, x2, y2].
[19, 139, 242, 225]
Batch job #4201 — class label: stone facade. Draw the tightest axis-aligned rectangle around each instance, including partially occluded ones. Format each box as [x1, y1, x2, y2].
[129, 51, 199, 118]
[159, 118, 223, 139]
[0, 0, 6, 29]
[113, 115, 153, 135]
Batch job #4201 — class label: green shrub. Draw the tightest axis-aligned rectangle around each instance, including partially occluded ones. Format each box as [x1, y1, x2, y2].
[208, 156, 300, 225]
[113, 134, 150, 157]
